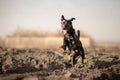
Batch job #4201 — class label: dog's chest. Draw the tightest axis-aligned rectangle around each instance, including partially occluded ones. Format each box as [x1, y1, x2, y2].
[65, 34, 75, 44]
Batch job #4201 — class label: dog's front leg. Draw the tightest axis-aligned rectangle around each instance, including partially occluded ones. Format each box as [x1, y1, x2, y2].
[61, 35, 68, 50]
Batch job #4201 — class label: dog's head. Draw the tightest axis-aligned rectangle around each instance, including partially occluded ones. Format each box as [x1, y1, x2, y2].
[61, 15, 75, 34]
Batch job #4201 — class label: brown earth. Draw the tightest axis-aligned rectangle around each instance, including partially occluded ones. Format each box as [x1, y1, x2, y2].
[0, 45, 120, 80]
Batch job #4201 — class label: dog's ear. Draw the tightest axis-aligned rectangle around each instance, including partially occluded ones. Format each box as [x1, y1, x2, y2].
[61, 15, 65, 21]
[69, 18, 75, 21]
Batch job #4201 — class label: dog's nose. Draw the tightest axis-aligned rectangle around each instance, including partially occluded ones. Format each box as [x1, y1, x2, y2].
[63, 27, 66, 30]
[62, 26, 66, 30]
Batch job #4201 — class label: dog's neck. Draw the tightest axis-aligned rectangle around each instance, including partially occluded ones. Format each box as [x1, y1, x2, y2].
[67, 27, 75, 36]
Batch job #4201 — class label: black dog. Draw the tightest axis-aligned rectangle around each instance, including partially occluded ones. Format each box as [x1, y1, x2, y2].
[60, 15, 85, 65]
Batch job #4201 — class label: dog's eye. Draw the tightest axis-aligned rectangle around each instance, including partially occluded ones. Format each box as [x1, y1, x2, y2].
[62, 20, 67, 24]
[63, 22, 66, 24]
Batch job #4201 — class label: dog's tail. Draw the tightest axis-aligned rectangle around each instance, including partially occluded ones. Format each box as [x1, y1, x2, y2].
[77, 30, 80, 39]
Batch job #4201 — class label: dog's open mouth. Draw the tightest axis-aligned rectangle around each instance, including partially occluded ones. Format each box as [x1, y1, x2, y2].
[62, 30, 67, 35]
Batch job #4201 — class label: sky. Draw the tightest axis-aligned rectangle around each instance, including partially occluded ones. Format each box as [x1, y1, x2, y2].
[0, 0, 120, 42]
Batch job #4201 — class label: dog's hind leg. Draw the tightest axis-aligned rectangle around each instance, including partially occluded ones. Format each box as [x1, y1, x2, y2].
[79, 46, 85, 64]
[76, 47, 85, 64]
[70, 51, 77, 66]
[71, 50, 81, 66]
[72, 53, 78, 66]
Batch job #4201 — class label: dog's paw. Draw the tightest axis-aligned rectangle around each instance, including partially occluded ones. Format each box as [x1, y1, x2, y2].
[60, 45, 66, 50]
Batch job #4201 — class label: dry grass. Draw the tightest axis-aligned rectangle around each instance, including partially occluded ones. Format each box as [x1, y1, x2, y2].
[0, 38, 5, 46]
[4, 29, 93, 49]
[5, 37, 63, 49]
[9, 29, 62, 37]
[5, 37, 92, 49]
[9, 29, 89, 37]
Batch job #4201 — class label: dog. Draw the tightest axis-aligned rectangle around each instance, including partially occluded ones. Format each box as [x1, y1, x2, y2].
[60, 15, 85, 65]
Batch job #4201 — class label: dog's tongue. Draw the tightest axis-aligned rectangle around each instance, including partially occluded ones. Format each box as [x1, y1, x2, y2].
[62, 30, 67, 34]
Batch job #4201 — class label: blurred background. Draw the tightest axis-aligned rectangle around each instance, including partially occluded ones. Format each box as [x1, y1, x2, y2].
[0, 0, 120, 48]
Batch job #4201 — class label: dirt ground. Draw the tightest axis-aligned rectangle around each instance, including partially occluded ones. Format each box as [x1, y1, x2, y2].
[0, 45, 120, 80]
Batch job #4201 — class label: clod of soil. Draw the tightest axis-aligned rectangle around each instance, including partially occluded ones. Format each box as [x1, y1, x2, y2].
[0, 46, 120, 80]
